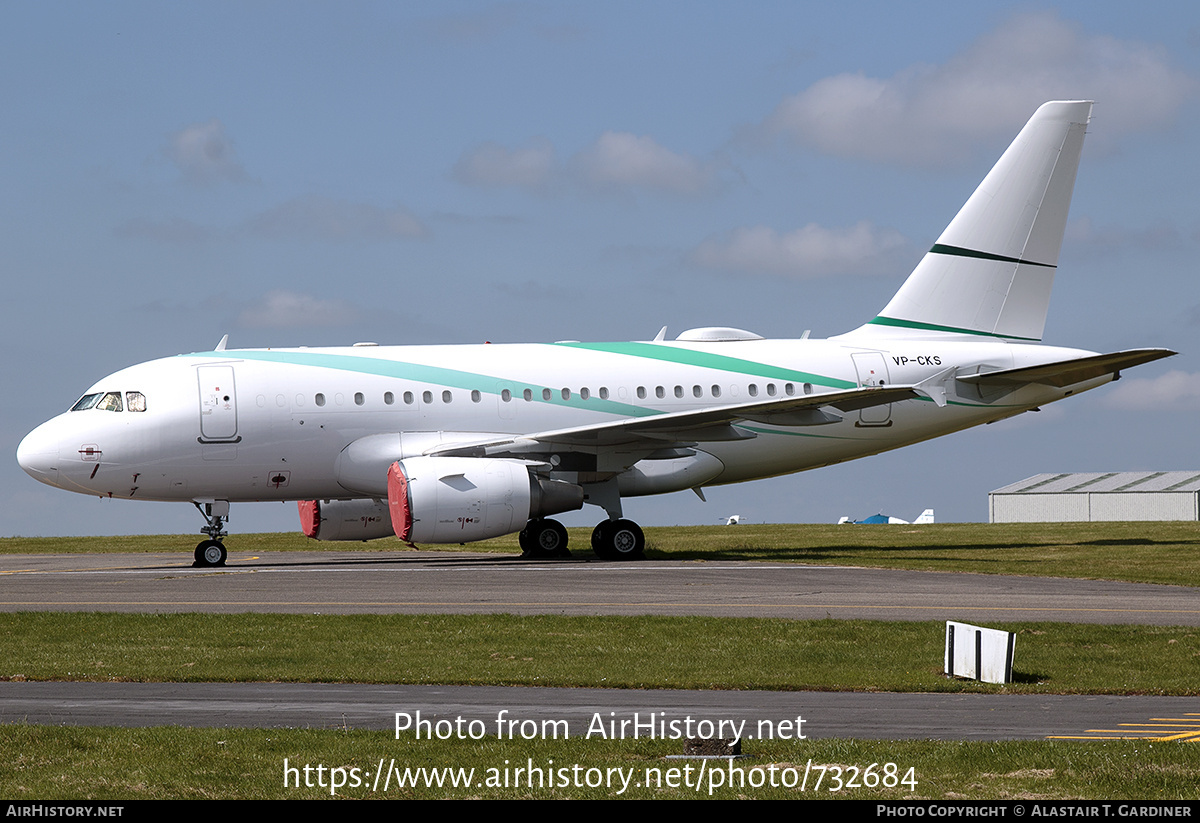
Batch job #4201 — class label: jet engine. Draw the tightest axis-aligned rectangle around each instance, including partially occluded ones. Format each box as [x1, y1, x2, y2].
[387, 456, 584, 543]
[298, 498, 394, 541]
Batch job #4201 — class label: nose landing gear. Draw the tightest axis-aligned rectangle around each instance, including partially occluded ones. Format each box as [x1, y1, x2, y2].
[192, 500, 230, 567]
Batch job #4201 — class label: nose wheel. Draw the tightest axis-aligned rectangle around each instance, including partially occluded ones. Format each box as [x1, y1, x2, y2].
[194, 539, 227, 567]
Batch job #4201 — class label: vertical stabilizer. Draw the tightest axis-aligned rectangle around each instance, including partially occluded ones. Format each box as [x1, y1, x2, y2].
[858, 100, 1092, 341]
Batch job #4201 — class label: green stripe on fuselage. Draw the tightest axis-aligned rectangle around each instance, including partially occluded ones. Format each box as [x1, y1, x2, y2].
[182, 349, 659, 417]
[867, 316, 1041, 342]
[558, 341, 855, 389]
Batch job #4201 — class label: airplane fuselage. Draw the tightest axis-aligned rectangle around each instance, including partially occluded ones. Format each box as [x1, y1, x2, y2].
[18, 336, 1105, 505]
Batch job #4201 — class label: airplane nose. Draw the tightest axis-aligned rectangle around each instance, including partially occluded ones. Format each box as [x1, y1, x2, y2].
[16, 424, 61, 487]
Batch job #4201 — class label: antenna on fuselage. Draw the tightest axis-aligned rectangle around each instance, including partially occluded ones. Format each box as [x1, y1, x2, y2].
[214, 334, 229, 352]
[653, 326, 667, 342]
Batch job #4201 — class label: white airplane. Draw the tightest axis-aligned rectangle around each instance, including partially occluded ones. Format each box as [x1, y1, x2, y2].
[838, 509, 935, 525]
[17, 101, 1174, 566]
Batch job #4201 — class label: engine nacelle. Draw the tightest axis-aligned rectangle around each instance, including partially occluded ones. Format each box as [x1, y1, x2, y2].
[387, 456, 584, 544]
[298, 499, 394, 541]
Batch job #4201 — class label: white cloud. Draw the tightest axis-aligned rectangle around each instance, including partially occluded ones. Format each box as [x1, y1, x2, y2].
[454, 132, 717, 195]
[1065, 217, 1183, 253]
[245, 195, 427, 241]
[761, 12, 1196, 164]
[453, 138, 556, 188]
[691, 221, 910, 277]
[165, 119, 248, 183]
[1103, 370, 1200, 411]
[237, 290, 358, 329]
[574, 131, 713, 194]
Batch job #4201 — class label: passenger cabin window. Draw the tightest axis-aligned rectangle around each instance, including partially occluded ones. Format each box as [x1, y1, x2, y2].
[384, 392, 394, 405]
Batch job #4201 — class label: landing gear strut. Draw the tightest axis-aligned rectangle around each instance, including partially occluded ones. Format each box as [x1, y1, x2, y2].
[192, 500, 229, 567]
[519, 518, 570, 558]
[591, 518, 645, 561]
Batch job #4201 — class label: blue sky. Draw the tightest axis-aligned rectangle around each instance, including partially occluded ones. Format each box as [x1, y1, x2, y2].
[5, 2, 1199, 536]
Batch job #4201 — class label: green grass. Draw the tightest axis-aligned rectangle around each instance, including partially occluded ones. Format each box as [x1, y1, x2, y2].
[5, 523, 1199, 800]
[2, 613, 1198, 694]
[5, 521, 1199, 586]
[3, 727, 1197, 799]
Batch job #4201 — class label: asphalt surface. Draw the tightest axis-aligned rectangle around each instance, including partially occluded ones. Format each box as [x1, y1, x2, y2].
[3, 682, 1198, 742]
[3, 549, 1198, 741]
[2, 549, 1198, 624]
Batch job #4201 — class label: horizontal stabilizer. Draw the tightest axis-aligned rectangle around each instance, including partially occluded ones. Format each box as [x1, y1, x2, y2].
[957, 348, 1176, 388]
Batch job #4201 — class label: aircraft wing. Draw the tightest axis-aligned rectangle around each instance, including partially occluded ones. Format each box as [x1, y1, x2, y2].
[429, 384, 921, 458]
[956, 348, 1176, 389]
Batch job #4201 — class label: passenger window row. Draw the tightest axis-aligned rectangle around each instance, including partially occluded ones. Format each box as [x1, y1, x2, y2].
[304, 382, 813, 408]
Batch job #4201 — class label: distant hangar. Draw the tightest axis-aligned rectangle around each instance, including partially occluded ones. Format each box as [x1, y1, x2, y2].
[989, 472, 1200, 523]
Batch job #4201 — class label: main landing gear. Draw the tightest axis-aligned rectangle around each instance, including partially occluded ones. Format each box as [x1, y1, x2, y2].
[517, 517, 646, 561]
[519, 518, 570, 558]
[193, 500, 229, 568]
[591, 518, 645, 561]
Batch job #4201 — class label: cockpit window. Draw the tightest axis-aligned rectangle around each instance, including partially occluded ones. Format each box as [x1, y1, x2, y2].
[126, 391, 147, 412]
[95, 392, 123, 412]
[71, 393, 103, 411]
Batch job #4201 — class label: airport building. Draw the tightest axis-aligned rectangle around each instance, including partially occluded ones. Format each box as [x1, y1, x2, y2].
[989, 472, 1200, 523]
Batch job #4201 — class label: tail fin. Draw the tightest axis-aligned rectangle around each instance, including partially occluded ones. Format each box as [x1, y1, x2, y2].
[850, 100, 1093, 342]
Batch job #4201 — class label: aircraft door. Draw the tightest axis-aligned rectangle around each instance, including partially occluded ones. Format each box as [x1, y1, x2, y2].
[198, 365, 240, 441]
[851, 352, 892, 427]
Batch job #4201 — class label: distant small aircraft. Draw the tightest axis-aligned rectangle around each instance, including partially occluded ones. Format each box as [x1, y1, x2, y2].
[839, 509, 935, 525]
[724, 514, 741, 526]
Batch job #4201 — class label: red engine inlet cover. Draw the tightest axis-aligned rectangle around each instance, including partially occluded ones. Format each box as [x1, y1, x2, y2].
[297, 500, 320, 538]
[387, 461, 413, 541]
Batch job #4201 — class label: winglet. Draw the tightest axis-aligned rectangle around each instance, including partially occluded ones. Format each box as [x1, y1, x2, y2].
[214, 334, 229, 352]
